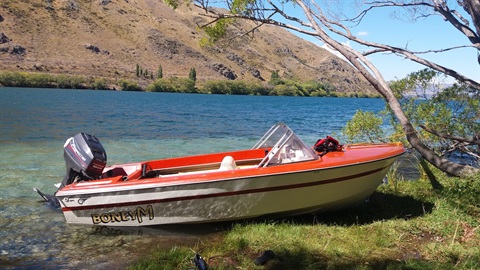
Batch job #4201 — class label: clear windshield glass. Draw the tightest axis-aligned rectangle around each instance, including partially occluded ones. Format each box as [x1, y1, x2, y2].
[253, 123, 318, 167]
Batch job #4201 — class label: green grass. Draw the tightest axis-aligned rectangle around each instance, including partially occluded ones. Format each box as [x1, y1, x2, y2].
[127, 165, 480, 270]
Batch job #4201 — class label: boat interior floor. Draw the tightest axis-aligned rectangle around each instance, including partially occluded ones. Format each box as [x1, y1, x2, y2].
[141, 156, 262, 179]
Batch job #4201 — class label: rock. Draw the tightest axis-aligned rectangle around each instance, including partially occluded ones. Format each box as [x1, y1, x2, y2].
[11, 45, 26, 55]
[251, 69, 264, 81]
[212, 63, 237, 80]
[99, 0, 111, 5]
[65, 0, 80, 11]
[0, 33, 10, 44]
[0, 14, 4, 23]
[85, 44, 110, 55]
[85, 44, 101, 53]
[275, 46, 293, 56]
[33, 63, 48, 71]
[226, 52, 245, 65]
[45, 0, 54, 10]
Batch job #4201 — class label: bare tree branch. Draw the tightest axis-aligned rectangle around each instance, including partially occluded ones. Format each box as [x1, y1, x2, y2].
[355, 1, 435, 23]
[432, 1, 480, 49]
[304, 2, 480, 88]
[363, 48, 389, 56]
[358, 1, 480, 48]
[407, 44, 477, 54]
[419, 124, 480, 145]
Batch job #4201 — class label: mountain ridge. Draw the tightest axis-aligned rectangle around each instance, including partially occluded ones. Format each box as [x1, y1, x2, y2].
[0, 0, 375, 94]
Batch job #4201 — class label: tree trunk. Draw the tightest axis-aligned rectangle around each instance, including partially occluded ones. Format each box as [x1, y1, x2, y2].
[463, 0, 480, 41]
[353, 59, 479, 177]
[387, 95, 479, 177]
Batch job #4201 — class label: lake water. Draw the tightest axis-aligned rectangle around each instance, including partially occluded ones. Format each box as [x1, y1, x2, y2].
[0, 87, 388, 269]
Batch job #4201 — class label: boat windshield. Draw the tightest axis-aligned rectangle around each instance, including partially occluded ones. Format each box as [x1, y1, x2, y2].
[253, 123, 319, 167]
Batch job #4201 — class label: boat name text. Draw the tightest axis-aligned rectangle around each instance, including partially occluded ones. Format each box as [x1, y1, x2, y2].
[91, 205, 154, 224]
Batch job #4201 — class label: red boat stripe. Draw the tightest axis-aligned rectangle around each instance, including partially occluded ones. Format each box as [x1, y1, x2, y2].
[61, 165, 389, 212]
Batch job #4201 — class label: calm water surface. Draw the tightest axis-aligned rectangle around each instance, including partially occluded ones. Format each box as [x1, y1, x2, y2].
[0, 87, 387, 269]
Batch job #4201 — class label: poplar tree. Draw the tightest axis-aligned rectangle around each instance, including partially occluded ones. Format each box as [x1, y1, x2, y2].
[157, 65, 163, 79]
[189, 67, 196, 82]
[269, 70, 281, 85]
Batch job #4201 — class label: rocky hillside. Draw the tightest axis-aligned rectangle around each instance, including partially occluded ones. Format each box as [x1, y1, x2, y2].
[0, 0, 375, 94]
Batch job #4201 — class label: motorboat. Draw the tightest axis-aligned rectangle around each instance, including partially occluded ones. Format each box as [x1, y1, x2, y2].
[36, 123, 405, 226]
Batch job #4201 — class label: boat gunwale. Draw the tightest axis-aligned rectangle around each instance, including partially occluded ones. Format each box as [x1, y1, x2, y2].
[56, 149, 405, 197]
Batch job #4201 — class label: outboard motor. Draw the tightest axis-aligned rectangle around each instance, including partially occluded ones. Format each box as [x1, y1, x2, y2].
[59, 133, 107, 189]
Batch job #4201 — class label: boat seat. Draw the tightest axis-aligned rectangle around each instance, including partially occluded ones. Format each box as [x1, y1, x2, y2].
[219, 156, 238, 171]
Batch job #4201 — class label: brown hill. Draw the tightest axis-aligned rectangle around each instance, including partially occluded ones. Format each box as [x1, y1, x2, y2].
[0, 0, 375, 94]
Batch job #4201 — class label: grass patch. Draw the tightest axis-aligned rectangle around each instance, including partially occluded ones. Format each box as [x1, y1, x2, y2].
[127, 165, 479, 269]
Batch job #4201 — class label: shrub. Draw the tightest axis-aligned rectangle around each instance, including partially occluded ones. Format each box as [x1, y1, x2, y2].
[91, 78, 108, 90]
[270, 83, 302, 96]
[146, 78, 173, 92]
[118, 79, 142, 91]
[146, 77, 196, 93]
[201, 80, 229, 94]
[171, 77, 196, 93]
[343, 110, 386, 143]
[200, 80, 266, 95]
[0, 71, 27, 86]
[25, 73, 54, 87]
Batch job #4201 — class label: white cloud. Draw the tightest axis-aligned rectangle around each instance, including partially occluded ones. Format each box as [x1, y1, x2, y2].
[357, 31, 368, 36]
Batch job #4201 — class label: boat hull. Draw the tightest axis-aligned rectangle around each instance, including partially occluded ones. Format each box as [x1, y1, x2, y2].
[56, 149, 402, 226]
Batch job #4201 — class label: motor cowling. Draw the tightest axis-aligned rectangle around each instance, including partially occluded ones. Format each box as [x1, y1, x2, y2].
[59, 133, 107, 188]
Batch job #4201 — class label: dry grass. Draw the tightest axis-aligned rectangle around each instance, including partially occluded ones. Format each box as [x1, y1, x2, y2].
[0, 0, 375, 94]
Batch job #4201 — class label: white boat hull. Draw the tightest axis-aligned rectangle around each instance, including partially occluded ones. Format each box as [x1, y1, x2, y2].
[57, 156, 396, 226]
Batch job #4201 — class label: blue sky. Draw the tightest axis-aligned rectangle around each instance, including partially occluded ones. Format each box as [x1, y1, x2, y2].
[277, 1, 479, 83]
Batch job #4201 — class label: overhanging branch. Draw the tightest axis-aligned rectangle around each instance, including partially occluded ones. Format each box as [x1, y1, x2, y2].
[419, 124, 480, 146]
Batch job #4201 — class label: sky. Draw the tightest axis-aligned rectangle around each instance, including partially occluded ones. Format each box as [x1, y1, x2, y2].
[269, 1, 479, 84]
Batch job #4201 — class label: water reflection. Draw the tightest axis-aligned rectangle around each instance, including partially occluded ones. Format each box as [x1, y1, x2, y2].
[3, 214, 226, 269]
[91, 223, 226, 237]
